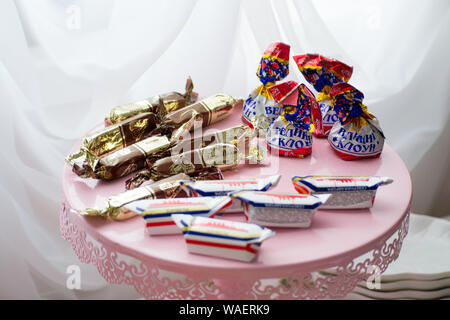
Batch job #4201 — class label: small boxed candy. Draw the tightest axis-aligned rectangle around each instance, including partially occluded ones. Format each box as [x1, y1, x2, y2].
[242, 42, 290, 134]
[124, 196, 231, 235]
[328, 83, 385, 160]
[294, 54, 353, 137]
[292, 176, 393, 209]
[232, 191, 330, 228]
[171, 214, 275, 262]
[179, 175, 281, 213]
[266, 80, 318, 158]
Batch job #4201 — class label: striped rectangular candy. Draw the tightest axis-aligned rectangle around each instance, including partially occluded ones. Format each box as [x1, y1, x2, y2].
[292, 176, 393, 209]
[124, 196, 231, 235]
[179, 175, 281, 213]
[172, 214, 275, 262]
[232, 191, 330, 228]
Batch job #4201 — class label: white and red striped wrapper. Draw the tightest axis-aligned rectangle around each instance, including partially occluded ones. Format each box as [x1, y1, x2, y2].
[292, 176, 393, 209]
[171, 214, 275, 262]
[124, 197, 232, 235]
[179, 175, 281, 213]
[232, 191, 330, 228]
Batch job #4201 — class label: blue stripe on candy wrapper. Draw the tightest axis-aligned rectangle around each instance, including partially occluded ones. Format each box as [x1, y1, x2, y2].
[143, 210, 211, 219]
[185, 182, 275, 197]
[293, 176, 382, 192]
[182, 230, 261, 242]
[233, 196, 322, 210]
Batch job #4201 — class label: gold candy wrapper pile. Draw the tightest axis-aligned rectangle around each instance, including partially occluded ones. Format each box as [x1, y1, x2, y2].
[65, 77, 265, 219]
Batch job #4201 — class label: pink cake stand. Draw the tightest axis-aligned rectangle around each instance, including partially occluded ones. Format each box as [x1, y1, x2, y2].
[60, 104, 411, 300]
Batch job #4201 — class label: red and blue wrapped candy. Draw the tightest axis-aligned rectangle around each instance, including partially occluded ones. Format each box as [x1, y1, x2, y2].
[266, 80, 319, 158]
[328, 83, 385, 160]
[242, 42, 290, 134]
[294, 54, 353, 137]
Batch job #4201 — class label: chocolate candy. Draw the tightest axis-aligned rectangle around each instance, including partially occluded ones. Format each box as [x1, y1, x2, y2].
[159, 94, 244, 141]
[172, 214, 275, 262]
[126, 142, 264, 188]
[149, 143, 262, 180]
[180, 175, 281, 213]
[242, 42, 290, 134]
[292, 175, 393, 209]
[233, 191, 330, 228]
[78, 173, 193, 220]
[66, 112, 159, 173]
[71, 135, 170, 180]
[125, 196, 232, 235]
[147, 124, 254, 167]
[266, 81, 317, 158]
[294, 54, 353, 137]
[125, 166, 224, 190]
[105, 77, 198, 126]
[328, 83, 385, 160]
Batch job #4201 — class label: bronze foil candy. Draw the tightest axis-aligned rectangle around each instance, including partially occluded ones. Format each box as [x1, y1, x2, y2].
[105, 77, 198, 126]
[79, 173, 193, 220]
[71, 135, 170, 180]
[159, 94, 244, 139]
[149, 143, 240, 181]
[127, 143, 263, 187]
[66, 112, 158, 172]
[126, 166, 224, 190]
[146, 124, 254, 168]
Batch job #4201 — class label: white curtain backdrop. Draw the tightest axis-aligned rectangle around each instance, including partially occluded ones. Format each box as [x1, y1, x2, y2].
[0, 0, 448, 299]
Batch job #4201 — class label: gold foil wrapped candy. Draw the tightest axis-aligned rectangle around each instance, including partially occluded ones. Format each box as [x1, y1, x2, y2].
[127, 142, 265, 187]
[78, 173, 193, 220]
[105, 77, 198, 126]
[66, 112, 158, 174]
[146, 124, 254, 167]
[159, 94, 244, 142]
[69, 135, 170, 180]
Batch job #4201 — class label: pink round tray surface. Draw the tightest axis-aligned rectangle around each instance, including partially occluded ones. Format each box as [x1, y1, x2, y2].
[63, 103, 412, 278]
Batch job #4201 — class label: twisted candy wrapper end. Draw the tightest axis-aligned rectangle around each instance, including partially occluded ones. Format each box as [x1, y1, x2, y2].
[66, 148, 99, 178]
[293, 54, 353, 100]
[242, 42, 290, 132]
[183, 76, 199, 105]
[257, 42, 290, 85]
[330, 82, 375, 129]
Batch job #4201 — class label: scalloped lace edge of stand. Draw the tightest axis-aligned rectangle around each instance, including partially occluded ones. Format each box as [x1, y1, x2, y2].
[60, 201, 409, 300]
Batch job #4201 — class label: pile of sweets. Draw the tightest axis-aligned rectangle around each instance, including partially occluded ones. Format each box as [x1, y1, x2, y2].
[65, 43, 391, 263]
[66, 78, 264, 185]
[243, 48, 385, 160]
[66, 77, 266, 222]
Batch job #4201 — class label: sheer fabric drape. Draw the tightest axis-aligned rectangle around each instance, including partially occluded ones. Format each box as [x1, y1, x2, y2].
[0, 0, 448, 299]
